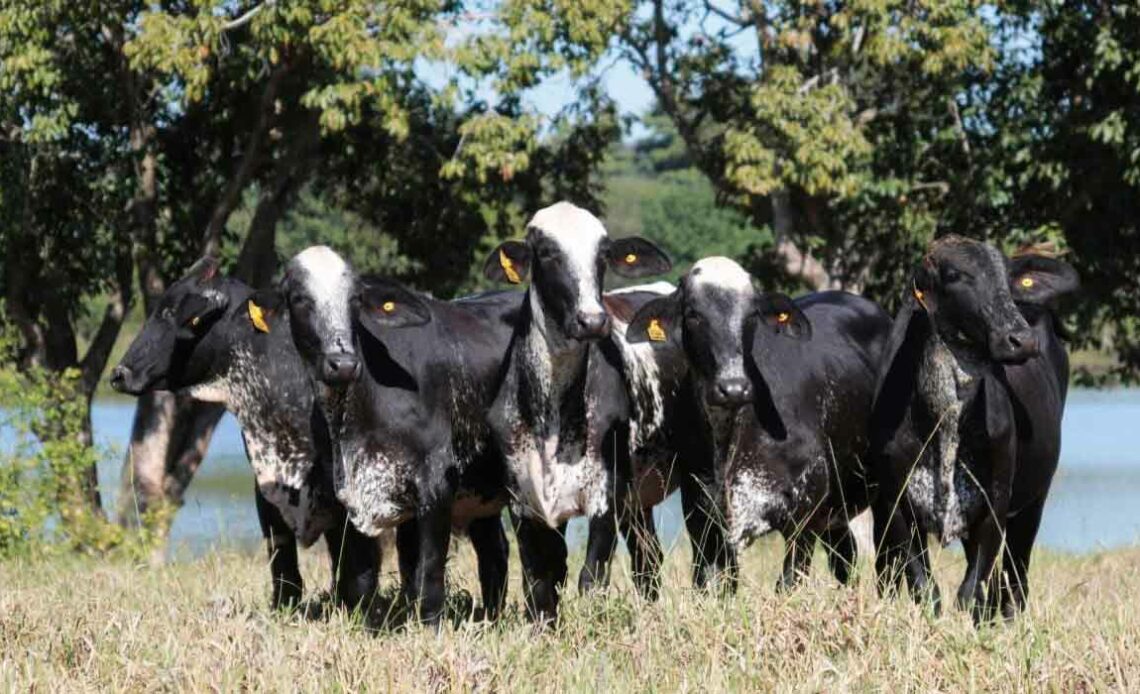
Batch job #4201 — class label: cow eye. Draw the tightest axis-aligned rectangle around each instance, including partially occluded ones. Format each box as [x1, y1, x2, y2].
[160, 307, 175, 320]
[943, 267, 963, 283]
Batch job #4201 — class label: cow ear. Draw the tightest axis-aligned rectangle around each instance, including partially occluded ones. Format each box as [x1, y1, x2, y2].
[246, 289, 282, 334]
[625, 293, 680, 345]
[869, 299, 931, 449]
[753, 293, 811, 340]
[356, 279, 432, 335]
[183, 256, 221, 285]
[912, 258, 937, 313]
[608, 237, 672, 278]
[1009, 255, 1079, 307]
[482, 241, 531, 285]
[176, 287, 232, 338]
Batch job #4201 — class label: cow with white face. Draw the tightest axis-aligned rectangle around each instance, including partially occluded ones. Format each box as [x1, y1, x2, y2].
[626, 257, 893, 590]
[278, 246, 525, 626]
[482, 201, 670, 621]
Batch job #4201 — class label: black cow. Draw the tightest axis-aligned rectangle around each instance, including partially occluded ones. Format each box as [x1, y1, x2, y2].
[868, 236, 1078, 621]
[276, 245, 520, 626]
[481, 201, 670, 621]
[109, 258, 379, 611]
[625, 257, 892, 588]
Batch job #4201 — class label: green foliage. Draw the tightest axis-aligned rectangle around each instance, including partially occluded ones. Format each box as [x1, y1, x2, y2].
[638, 170, 769, 284]
[0, 327, 140, 558]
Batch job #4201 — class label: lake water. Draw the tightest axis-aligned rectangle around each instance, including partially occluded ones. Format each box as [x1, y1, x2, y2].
[72, 389, 1140, 556]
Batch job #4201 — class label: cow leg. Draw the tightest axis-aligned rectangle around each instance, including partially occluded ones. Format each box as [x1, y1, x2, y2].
[255, 484, 303, 610]
[872, 491, 939, 610]
[958, 517, 1006, 624]
[1000, 495, 1045, 619]
[322, 510, 379, 613]
[467, 514, 509, 621]
[396, 519, 419, 603]
[412, 503, 453, 627]
[511, 509, 568, 625]
[821, 524, 857, 586]
[777, 530, 815, 591]
[620, 502, 663, 601]
[579, 512, 618, 594]
[680, 472, 737, 593]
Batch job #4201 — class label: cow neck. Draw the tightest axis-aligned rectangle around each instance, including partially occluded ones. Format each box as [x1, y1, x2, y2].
[700, 391, 752, 486]
[912, 322, 989, 545]
[516, 288, 591, 433]
[188, 316, 318, 509]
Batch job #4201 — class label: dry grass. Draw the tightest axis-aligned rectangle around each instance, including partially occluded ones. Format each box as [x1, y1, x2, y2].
[2, 536, 1138, 692]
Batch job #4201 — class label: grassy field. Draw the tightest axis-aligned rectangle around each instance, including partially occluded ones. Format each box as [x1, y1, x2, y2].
[2, 537, 1138, 692]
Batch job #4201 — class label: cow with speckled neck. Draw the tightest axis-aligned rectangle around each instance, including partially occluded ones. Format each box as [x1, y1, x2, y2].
[111, 258, 379, 612]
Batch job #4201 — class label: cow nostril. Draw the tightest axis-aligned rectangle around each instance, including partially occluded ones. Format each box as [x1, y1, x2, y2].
[1008, 334, 1022, 349]
[110, 366, 128, 386]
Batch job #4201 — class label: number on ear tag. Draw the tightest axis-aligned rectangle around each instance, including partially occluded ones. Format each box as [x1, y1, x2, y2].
[249, 301, 270, 333]
[647, 318, 667, 342]
[500, 249, 521, 284]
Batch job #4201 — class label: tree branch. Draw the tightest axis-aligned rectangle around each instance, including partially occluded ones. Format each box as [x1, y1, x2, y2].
[200, 63, 287, 258]
[80, 244, 133, 396]
[221, 1, 273, 32]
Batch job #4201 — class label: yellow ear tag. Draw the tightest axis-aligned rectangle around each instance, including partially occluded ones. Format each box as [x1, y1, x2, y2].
[647, 318, 667, 342]
[248, 301, 270, 333]
[499, 249, 522, 284]
[913, 285, 928, 311]
[191, 316, 201, 327]
[1020, 276, 1035, 289]
[381, 301, 396, 313]
[624, 253, 638, 265]
[776, 311, 790, 324]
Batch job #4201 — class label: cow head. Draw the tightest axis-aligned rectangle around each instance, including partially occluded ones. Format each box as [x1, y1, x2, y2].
[483, 201, 670, 342]
[912, 235, 1063, 364]
[110, 257, 239, 394]
[626, 257, 809, 409]
[281, 246, 429, 390]
[625, 258, 811, 547]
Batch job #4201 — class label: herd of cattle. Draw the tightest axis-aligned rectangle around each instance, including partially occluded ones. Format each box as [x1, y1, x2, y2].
[109, 201, 1079, 626]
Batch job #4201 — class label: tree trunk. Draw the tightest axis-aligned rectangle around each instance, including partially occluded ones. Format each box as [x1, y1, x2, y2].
[771, 189, 836, 291]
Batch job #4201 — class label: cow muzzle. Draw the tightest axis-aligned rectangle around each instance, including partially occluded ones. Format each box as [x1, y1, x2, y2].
[990, 326, 1039, 364]
[319, 352, 361, 385]
[569, 310, 612, 340]
[109, 364, 151, 395]
[707, 377, 754, 409]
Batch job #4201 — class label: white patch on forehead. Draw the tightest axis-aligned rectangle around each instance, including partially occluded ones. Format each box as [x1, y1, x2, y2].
[528, 201, 608, 246]
[293, 245, 352, 298]
[528, 202, 607, 315]
[291, 245, 355, 350]
[690, 256, 753, 292]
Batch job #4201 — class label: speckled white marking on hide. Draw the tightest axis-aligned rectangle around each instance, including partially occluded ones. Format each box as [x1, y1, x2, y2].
[189, 348, 330, 546]
[497, 298, 609, 527]
[727, 468, 778, 549]
[910, 336, 985, 545]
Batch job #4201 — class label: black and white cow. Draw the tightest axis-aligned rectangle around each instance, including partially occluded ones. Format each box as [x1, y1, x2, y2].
[577, 281, 740, 600]
[481, 201, 671, 621]
[868, 236, 1078, 621]
[625, 257, 892, 588]
[277, 246, 521, 626]
[110, 258, 379, 611]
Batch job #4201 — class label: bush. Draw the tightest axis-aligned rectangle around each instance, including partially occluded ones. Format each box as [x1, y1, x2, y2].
[0, 328, 149, 558]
